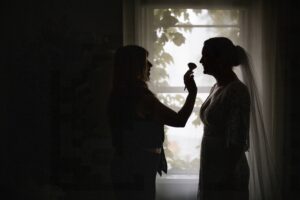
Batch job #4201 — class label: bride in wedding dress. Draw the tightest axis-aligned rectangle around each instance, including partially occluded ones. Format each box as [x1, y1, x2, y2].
[197, 37, 251, 200]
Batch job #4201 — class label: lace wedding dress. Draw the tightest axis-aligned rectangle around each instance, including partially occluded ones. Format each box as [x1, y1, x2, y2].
[197, 79, 250, 200]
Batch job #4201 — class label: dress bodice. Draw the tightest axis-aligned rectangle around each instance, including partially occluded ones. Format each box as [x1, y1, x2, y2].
[200, 80, 250, 148]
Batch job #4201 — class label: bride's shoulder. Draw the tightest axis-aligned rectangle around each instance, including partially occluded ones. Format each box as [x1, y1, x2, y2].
[228, 79, 247, 89]
[226, 80, 250, 98]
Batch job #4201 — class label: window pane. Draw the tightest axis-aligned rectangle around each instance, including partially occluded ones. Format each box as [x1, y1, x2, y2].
[156, 93, 209, 173]
[142, 8, 240, 174]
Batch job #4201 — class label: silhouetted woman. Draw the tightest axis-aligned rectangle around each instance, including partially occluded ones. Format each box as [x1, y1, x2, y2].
[197, 37, 250, 200]
[108, 45, 197, 200]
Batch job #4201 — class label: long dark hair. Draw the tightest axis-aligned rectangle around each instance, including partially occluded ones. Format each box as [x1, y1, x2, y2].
[112, 45, 149, 90]
[108, 45, 150, 149]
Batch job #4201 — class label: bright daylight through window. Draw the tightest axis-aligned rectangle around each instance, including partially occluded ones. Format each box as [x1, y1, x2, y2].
[140, 8, 241, 175]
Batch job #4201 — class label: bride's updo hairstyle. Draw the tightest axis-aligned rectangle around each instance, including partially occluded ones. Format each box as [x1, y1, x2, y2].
[204, 37, 248, 69]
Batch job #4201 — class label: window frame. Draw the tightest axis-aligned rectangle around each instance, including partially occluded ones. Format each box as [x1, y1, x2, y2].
[123, 2, 248, 176]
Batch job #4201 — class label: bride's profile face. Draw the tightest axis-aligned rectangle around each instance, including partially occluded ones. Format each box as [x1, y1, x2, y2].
[200, 45, 219, 75]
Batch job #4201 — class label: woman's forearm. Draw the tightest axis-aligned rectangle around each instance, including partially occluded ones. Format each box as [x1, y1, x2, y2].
[176, 91, 197, 127]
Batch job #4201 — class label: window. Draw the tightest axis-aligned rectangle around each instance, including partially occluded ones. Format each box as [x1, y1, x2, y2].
[124, 2, 281, 199]
[126, 4, 243, 177]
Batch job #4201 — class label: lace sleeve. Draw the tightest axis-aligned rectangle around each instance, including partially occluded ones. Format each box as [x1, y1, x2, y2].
[226, 83, 251, 150]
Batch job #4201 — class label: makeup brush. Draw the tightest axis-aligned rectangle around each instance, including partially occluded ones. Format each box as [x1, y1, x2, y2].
[188, 62, 197, 71]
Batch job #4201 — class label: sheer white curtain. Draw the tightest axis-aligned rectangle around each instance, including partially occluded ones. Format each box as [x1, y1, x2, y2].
[244, 1, 284, 200]
[123, 0, 284, 199]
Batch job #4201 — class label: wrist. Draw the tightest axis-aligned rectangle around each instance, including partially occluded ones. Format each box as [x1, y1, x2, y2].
[188, 90, 197, 96]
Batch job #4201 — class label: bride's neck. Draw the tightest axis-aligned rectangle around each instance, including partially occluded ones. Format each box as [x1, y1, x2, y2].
[214, 70, 237, 87]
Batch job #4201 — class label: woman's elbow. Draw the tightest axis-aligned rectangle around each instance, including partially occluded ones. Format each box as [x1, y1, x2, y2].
[175, 119, 187, 127]
[164, 116, 188, 127]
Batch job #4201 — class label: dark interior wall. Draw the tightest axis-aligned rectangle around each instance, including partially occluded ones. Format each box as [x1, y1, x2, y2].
[2, 0, 300, 199]
[285, 2, 300, 199]
[3, 0, 122, 199]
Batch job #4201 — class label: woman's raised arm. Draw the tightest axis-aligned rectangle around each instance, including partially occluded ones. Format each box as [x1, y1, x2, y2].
[141, 70, 197, 127]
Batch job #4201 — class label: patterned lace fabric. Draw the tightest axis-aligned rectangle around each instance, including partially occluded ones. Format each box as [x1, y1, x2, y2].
[200, 79, 250, 149]
[197, 79, 250, 200]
